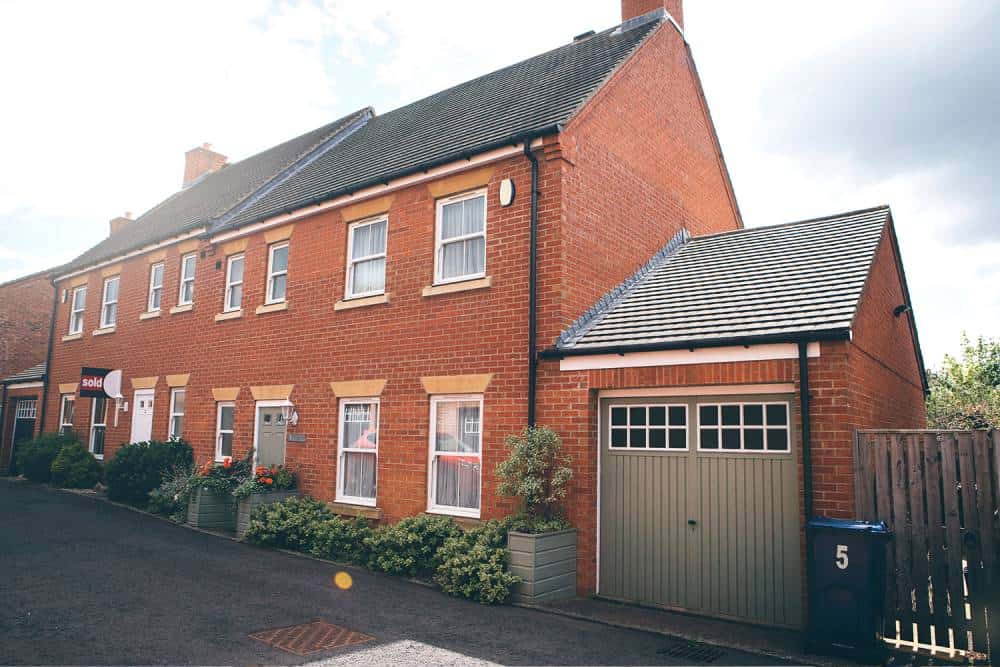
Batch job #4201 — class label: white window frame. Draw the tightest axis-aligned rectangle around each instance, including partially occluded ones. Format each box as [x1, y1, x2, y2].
[147, 262, 164, 312]
[100, 275, 119, 328]
[336, 398, 380, 507]
[224, 254, 244, 312]
[696, 401, 792, 454]
[607, 403, 689, 451]
[89, 397, 107, 459]
[68, 286, 87, 335]
[215, 401, 235, 462]
[433, 188, 487, 285]
[265, 242, 288, 305]
[427, 394, 483, 518]
[59, 394, 75, 435]
[168, 388, 185, 440]
[345, 216, 388, 299]
[15, 399, 37, 420]
[177, 253, 196, 306]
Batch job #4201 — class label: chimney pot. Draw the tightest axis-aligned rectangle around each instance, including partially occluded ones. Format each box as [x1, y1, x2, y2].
[183, 143, 228, 188]
[621, 0, 683, 28]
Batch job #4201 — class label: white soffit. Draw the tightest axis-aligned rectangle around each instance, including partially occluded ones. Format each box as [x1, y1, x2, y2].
[559, 342, 820, 372]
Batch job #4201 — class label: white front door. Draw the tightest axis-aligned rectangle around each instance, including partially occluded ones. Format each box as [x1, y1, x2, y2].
[130, 389, 155, 443]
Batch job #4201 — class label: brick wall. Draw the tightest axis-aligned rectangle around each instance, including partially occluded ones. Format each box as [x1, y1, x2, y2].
[0, 272, 52, 378]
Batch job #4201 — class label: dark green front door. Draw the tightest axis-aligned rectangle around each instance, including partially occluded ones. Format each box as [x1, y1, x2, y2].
[8, 398, 38, 475]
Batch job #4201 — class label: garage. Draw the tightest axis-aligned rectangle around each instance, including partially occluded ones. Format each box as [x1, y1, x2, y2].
[597, 390, 803, 628]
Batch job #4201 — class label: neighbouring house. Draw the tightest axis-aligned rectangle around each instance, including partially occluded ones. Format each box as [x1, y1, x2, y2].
[37, 0, 926, 629]
[0, 270, 55, 472]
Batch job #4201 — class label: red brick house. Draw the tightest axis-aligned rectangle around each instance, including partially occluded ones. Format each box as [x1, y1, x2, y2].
[0, 270, 55, 472]
[38, 0, 925, 629]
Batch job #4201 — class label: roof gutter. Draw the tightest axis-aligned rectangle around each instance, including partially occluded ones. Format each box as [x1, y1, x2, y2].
[539, 328, 851, 360]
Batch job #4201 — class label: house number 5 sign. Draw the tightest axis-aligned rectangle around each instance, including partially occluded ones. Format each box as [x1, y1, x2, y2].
[835, 544, 849, 570]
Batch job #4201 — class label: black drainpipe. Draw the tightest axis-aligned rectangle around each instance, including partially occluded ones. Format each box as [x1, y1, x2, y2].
[524, 142, 539, 427]
[1, 383, 8, 468]
[38, 280, 59, 433]
[798, 341, 814, 521]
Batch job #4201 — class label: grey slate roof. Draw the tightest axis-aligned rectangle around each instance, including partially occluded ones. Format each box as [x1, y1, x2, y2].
[61, 107, 373, 274]
[553, 207, 892, 353]
[2, 361, 46, 385]
[222, 15, 663, 229]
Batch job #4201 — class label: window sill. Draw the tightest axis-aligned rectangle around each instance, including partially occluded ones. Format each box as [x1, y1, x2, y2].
[92, 327, 116, 336]
[92, 453, 104, 460]
[329, 502, 382, 520]
[214, 309, 242, 322]
[424, 510, 481, 529]
[425, 507, 481, 522]
[170, 303, 194, 315]
[422, 276, 491, 297]
[255, 301, 289, 315]
[62, 333, 83, 342]
[334, 293, 389, 311]
[139, 311, 161, 321]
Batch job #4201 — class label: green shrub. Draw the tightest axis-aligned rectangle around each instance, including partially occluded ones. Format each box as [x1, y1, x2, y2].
[508, 513, 572, 535]
[15, 432, 77, 483]
[49, 442, 102, 488]
[104, 440, 193, 505]
[365, 514, 461, 579]
[244, 495, 332, 550]
[147, 464, 196, 521]
[308, 516, 372, 563]
[434, 519, 520, 604]
[497, 426, 573, 524]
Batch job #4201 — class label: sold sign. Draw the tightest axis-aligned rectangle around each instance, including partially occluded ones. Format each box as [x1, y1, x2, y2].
[80, 367, 111, 398]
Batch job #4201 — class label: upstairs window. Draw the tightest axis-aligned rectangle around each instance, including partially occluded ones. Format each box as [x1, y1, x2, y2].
[435, 189, 486, 284]
[346, 217, 387, 298]
[69, 286, 87, 335]
[147, 262, 164, 312]
[266, 242, 288, 304]
[178, 253, 196, 305]
[224, 254, 244, 312]
[100, 276, 119, 328]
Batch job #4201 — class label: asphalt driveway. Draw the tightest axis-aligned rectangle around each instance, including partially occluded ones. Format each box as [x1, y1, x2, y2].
[0, 481, 788, 665]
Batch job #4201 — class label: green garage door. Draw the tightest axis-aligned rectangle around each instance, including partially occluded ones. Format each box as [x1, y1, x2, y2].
[598, 393, 803, 628]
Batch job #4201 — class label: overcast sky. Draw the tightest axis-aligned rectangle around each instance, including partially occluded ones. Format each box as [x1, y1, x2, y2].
[0, 0, 996, 367]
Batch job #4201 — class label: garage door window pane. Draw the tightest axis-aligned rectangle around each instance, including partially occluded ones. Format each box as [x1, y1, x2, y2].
[698, 402, 791, 453]
[767, 404, 788, 425]
[609, 403, 687, 451]
[699, 405, 718, 426]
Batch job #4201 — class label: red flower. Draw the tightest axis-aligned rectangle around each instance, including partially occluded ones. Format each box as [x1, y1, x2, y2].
[222, 457, 232, 469]
[263, 478, 273, 485]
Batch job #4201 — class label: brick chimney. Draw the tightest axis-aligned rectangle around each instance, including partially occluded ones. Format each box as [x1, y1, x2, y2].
[621, 0, 683, 28]
[183, 143, 227, 188]
[109, 211, 133, 236]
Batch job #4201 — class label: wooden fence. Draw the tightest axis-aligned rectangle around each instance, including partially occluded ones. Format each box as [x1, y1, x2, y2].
[854, 430, 999, 661]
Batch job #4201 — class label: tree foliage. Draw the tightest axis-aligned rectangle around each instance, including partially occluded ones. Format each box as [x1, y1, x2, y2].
[927, 333, 1000, 429]
[496, 426, 572, 520]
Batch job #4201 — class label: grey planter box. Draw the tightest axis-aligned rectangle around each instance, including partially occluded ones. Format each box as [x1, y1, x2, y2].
[236, 490, 298, 538]
[507, 528, 577, 604]
[187, 486, 236, 532]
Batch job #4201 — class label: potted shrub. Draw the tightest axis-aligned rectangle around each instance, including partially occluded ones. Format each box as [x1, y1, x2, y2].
[234, 465, 297, 538]
[496, 426, 576, 605]
[186, 456, 247, 531]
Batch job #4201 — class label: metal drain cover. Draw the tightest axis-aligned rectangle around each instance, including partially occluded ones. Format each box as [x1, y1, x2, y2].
[250, 620, 374, 656]
[657, 639, 726, 664]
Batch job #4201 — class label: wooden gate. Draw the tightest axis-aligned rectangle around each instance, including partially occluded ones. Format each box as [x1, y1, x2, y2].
[854, 430, 999, 661]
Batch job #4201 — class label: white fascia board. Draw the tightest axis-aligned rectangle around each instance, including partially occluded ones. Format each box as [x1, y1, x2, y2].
[559, 342, 820, 372]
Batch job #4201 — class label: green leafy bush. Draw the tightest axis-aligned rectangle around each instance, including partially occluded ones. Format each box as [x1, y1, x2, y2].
[308, 516, 372, 563]
[434, 519, 520, 604]
[104, 440, 193, 505]
[49, 442, 102, 488]
[244, 495, 332, 550]
[508, 513, 572, 535]
[496, 426, 573, 524]
[15, 432, 76, 483]
[365, 514, 461, 578]
[147, 464, 196, 521]
[233, 463, 296, 498]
